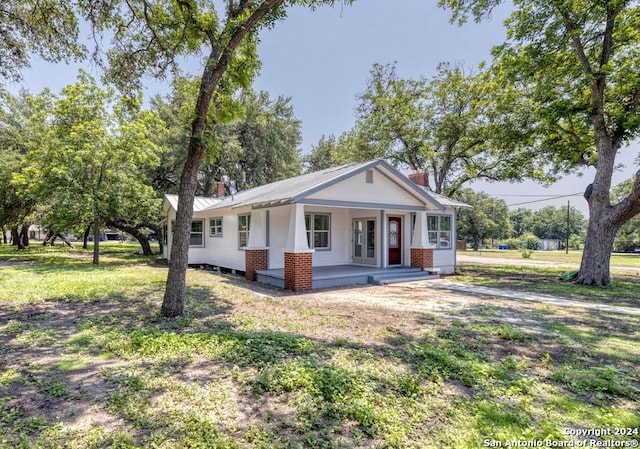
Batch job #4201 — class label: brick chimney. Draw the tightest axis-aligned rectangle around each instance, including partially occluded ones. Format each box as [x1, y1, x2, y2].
[216, 181, 225, 198]
[408, 171, 429, 189]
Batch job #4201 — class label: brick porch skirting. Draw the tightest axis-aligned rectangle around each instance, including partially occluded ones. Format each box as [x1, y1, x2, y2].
[245, 249, 268, 281]
[410, 247, 434, 270]
[284, 251, 313, 291]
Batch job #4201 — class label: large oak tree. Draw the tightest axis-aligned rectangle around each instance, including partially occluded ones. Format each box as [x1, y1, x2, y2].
[440, 0, 640, 286]
[14, 72, 163, 264]
[314, 62, 544, 196]
[90, 0, 352, 316]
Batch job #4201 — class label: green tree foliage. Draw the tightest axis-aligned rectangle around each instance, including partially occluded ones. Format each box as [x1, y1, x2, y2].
[88, 0, 353, 316]
[148, 83, 303, 195]
[526, 206, 587, 241]
[304, 130, 363, 173]
[509, 208, 533, 238]
[204, 89, 303, 194]
[0, 1, 85, 82]
[304, 135, 340, 172]
[0, 88, 44, 247]
[14, 71, 164, 264]
[440, 0, 640, 286]
[344, 62, 544, 195]
[611, 179, 640, 250]
[454, 188, 512, 250]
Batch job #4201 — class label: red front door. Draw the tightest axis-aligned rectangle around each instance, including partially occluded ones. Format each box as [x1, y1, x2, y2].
[388, 217, 402, 265]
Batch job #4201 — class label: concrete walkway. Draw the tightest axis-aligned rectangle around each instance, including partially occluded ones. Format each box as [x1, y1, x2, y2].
[425, 280, 640, 316]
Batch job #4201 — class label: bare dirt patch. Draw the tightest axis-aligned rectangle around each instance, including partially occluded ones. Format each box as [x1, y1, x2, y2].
[0, 258, 33, 268]
[2, 270, 639, 447]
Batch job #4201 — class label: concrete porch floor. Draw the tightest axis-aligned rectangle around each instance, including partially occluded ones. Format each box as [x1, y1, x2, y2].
[255, 265, 439, 289]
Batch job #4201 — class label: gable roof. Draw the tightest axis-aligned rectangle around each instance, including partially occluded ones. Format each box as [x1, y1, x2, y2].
[163, 194, 220, 213]
[163, 159, 470, 213]
[418, 188, 473, 209]
[205, 159, 458, 211]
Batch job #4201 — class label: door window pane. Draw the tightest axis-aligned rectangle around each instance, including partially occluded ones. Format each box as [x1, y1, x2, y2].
[366, 220, 375, 258]
[389, 220, 398, 248]
[354, 220, 362, 257]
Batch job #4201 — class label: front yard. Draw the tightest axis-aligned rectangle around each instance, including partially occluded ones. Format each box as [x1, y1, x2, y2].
[0, 244, 638, 448]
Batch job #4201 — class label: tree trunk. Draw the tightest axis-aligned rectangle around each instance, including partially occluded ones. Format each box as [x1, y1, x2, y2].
[160, 0, 287, 318]
[2, 227, 7, 244]
[83, 224, 91, 249]
[144, 222, 164, 255]
[20, 224, 29, 247]
[105, 220, 154, 256]
[93, 217, 100, 265]
[576, 214, 617, 286]
[55, 233, 75, 248]
[162, 141, 203, 317]
[11, 227, 25, 249]
[43, 230, 55, 246]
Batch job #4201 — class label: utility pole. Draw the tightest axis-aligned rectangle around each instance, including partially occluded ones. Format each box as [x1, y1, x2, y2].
[566, 200, 570, 254]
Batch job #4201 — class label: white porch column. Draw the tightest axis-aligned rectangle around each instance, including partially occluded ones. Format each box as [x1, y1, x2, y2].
[412, 211, 430, 248]
[411, 211, 435, 271]
[245, 209, 268, 282]
[246, 209, 267, 249]
[285, 204, 311, 252]
[284, 203, 314, 291]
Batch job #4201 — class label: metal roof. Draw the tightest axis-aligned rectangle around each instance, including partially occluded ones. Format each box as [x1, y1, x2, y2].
[163, 194, 220, 212]
[203, 160, 385, 211]
[421, 189, 473, 209]
[163, 159, 470, 212]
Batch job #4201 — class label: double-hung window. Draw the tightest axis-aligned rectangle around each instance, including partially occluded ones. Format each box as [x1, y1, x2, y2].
[238, 214, 251, 248]
[189, 220, 205, 247]
[305, 213, 330, 250]
[171, 220, 205, 247]
[427, 215, 452, 249]
[209, 217, 223, 237]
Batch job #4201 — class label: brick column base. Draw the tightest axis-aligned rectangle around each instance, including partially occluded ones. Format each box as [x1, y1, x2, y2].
[284, 251, 313, 291]
[245, 249, 268, 281]
[411, 247, 434, 270]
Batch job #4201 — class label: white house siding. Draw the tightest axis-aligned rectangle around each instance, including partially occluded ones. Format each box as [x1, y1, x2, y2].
[306, 206, 351, 267]
[266, 205, 352, 269]
[202, 206, 252, 271]
[430, 207, 457, 274]
[185, 212, 211, 265]
[266, 206, 289, 269]
[432, 249, 455, 274]
[306, 168, 426, 209]
[163, 208, 175, 260]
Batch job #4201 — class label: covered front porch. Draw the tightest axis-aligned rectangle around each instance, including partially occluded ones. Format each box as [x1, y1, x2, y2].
[243, 202, 444, 291]
[255, 264, 440, 289]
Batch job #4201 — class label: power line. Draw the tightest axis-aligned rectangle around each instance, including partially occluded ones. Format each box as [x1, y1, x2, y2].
[492, 194, 575, 197]
[506, 192, 583, 207]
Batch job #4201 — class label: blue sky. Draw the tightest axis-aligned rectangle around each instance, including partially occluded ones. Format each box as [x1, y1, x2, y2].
[13, 0, 639, 214]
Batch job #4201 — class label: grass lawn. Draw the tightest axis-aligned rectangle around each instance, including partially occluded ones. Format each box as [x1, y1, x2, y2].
[460, 248, 640, 268]
[0, 243, 639, 448]
[456, 265, 640, 308]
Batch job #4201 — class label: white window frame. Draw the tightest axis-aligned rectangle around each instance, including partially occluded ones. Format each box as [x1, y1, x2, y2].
[209, 217, 223, 237]
[170, 220, 206, 247]
[238, 214, 251, 249]
[305, 212, 331, 250]
[426, 214, 452, 249]
[189, 219, 205, 247]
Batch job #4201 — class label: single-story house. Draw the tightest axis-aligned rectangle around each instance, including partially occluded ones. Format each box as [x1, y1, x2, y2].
[161, 159, 470, 290]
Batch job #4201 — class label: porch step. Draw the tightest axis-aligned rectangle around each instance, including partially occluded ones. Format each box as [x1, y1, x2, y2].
[368, 269, 440, 285]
